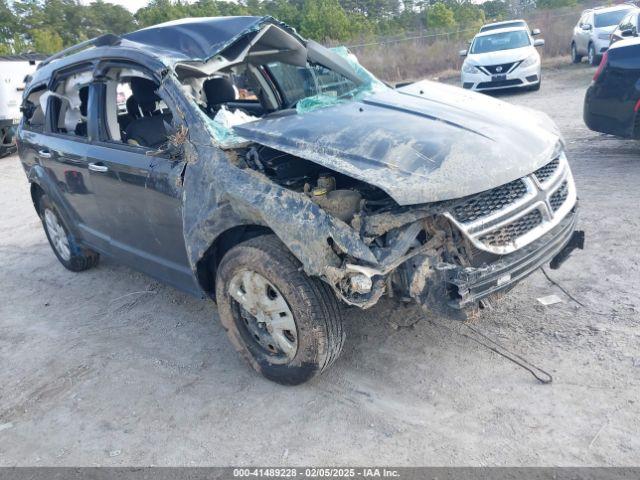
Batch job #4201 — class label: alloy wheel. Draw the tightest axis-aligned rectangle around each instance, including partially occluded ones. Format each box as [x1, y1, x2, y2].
[44, 208, 71, 261]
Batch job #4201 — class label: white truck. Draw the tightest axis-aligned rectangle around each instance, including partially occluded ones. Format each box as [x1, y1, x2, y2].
[0, 54, 43, 157]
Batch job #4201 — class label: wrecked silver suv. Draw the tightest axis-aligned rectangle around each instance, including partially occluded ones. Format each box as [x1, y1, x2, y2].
[18, 16, 583, 384]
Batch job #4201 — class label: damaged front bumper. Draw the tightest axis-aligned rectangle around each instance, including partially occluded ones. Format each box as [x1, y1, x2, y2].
[434, 207, 582, 310]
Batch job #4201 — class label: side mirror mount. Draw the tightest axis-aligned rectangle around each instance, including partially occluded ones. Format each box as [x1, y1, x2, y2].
[150, 123, 187, 159]
[532, 28, 541, 36]
[621, 28, 634, 37]
[459, 49, 468, 57]
[533, 38, 545, 47]
[582, 23, 592, 31]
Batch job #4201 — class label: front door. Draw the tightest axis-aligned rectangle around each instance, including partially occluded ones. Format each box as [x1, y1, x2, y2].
[85, 74, 197, 294]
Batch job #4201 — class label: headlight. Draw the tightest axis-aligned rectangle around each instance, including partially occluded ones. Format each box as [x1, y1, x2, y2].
[598, 33, 611, 40]
[462, 63, 478, 74]
[520, 54, 539, 68]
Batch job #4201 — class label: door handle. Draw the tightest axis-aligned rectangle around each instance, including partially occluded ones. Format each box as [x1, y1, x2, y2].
[38, 149, 51, 159]
[88, 162, 108, 173]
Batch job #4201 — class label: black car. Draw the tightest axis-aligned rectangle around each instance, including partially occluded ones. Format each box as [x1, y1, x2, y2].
[584, 36, 640, 138]
[18, 16, 583, 385]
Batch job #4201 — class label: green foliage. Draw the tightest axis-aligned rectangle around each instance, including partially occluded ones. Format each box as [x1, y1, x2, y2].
[536, 0, 576, 8]
[453, 2, 485, 31]
[300, 0, 351, 41]
[426, 2, 455, 29]
[480, 0, 510, 21]
[31, 28, 63, 53]
[0, 0, 583, 56]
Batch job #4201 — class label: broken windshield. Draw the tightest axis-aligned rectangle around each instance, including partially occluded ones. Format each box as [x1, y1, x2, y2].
[266, 62, 358, 108]
[266, 47, 388, 113]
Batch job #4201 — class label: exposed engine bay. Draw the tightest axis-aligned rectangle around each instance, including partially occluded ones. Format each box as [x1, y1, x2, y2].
[224, 142, 581, 316]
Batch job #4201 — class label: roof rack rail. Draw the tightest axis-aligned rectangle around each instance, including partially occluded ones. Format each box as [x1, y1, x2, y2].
[38, 34, 121, 69]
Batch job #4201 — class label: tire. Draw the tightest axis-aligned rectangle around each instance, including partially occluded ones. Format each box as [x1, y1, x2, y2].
[588, 43, 599, 66]
[215, 234, 345, 385]
[529, 79, 541, 91]
[38, 193, 99, 272]
[571, 43, 582, 63]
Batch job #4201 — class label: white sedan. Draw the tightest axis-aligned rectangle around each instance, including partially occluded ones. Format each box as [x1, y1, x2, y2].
[460, 26, 545, 92]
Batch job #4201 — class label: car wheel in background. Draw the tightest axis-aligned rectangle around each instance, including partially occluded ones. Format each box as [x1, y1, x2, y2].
[530, 79, 541, 91]
[571, 43, 582, 63]
[38, 193, 100, 272]
[215, 234, 345, 385]
[588, 44, 599, 66]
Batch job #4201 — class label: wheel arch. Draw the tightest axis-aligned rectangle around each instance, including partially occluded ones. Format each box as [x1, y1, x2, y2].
[30, 181, 46, 215]
[26, 164, 82, 238]
[195, 224, 274, 300]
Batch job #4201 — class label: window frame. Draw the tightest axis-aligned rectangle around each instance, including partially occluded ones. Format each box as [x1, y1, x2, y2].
[21, 83, 48, 133]
[92, 60, 181, 158]
[44, 64, 95, 142]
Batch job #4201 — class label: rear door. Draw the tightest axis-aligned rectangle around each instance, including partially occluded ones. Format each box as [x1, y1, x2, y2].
[84, 70, 197, 293]
[39, 68, 102, 241]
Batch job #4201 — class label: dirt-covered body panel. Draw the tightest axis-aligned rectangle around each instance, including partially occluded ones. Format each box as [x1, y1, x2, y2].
[234, 80, 561, 206]
[18, 16, 582, 319]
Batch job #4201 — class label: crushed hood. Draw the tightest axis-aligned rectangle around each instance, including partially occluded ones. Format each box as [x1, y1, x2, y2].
[233, 79, 561, 206]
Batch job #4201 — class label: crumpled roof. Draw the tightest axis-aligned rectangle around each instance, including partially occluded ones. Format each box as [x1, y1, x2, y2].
[122, 16, 292, 63]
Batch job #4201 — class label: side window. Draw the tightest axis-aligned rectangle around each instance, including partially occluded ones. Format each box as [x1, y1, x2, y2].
[230, 72, 259, 100]
[619, 13, 632, 30]
[47, 71, 93, 138]
[579, 14, 588, 27]
[22, 86, 46, 132]
[101, 69, 173, 150]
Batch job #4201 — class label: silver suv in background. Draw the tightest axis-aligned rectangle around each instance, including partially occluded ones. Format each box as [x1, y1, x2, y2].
[571, 4, 638, 65]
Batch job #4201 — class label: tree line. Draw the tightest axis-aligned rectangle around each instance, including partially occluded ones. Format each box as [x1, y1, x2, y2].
[0, 0, 580, 55]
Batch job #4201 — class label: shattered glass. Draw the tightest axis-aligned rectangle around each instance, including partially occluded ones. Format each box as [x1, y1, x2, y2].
[296, 46, 389, 114]
[196, 107, 250, 148]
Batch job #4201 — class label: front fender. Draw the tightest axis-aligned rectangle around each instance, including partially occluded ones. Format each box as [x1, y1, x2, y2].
[182, 143, 378, 282]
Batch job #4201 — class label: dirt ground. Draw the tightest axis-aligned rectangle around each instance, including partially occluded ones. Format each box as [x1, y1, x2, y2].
[0, 62, 639, 467]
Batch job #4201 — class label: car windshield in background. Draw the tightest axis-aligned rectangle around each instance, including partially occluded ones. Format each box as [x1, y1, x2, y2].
[480, 21, 526, 32]
[266, 62, 360, 108]
[594, 9, 633, 27]
[471, 30, 530, 54]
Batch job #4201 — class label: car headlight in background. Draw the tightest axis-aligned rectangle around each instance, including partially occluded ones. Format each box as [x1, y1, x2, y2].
[462, 63, 479, 74]
[598, 33, 611, 40]
[520, 54, 539, 69]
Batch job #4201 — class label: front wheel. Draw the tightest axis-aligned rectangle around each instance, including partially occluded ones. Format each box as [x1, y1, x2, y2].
[571, 43, 582, 63]
[215, 234, 345, 385]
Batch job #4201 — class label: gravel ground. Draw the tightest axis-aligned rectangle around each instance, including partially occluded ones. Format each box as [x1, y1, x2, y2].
[0, 62, 638, 467]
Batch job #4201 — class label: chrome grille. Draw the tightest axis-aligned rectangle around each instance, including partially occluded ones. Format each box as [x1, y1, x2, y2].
[549, 181, 569, 212]
[443, 151, 577, 255]
[482, 62, 517, 74]
[479, 209, 543, 247]
[533, 157, 560, 184]
[452, 179, 528, 223]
